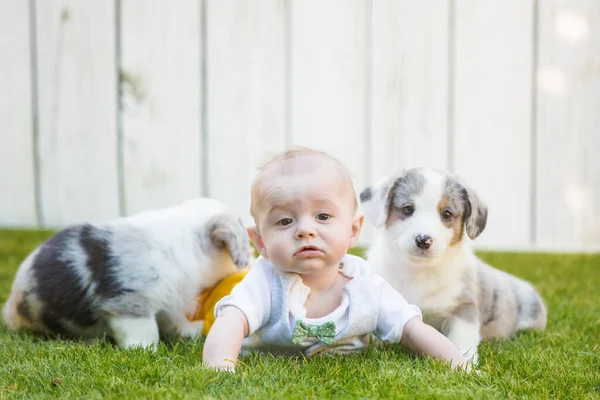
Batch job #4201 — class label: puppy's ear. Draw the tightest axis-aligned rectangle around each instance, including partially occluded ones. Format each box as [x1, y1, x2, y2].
[206, 214, 251, 268]
[463, 187, 488, 239]
[360, 176, 396, 229]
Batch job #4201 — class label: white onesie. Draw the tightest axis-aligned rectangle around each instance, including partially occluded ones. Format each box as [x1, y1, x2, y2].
[215, 254, 422, 357]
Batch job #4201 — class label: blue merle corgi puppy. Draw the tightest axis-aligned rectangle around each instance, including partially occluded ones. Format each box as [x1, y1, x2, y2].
[3, 198, 250, 350]
[361, 168, 547, 364]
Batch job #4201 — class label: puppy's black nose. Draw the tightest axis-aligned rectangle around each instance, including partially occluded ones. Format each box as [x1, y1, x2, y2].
[415, 234, 433, 250]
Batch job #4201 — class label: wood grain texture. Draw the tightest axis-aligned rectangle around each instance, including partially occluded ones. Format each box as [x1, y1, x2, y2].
[370, 0, 449, 178]
[536, 0, 600, 249]
[290, 0, 369, 241]
[35, 0, 119, 226]
[0, 0, 37, 226]
[120, 0, 202, 215]
[206, 0, 286, 226]
[453, 0, 534, 249]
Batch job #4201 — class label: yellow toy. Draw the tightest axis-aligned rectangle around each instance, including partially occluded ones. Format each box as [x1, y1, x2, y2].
[187, 270, 249, 336]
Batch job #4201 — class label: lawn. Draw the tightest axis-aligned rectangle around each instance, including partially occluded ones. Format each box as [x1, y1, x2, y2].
[0, 229, 598, 399]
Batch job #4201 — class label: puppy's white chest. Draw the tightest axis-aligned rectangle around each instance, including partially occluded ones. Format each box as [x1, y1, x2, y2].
[397, 277, 459, 312]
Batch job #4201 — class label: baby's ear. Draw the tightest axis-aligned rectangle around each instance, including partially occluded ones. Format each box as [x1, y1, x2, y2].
[349, 213, 364, 248]
[360, 176, 396, 229]
[247, 226, 267, 258]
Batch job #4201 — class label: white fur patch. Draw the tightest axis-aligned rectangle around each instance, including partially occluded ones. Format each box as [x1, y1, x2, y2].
[444, 318, 480, 364]
[108, 316, 159, 350]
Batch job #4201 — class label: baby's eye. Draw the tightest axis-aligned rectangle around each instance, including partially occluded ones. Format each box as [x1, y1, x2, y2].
[277, 218, 293, 226]
[316, 213, 331, 221]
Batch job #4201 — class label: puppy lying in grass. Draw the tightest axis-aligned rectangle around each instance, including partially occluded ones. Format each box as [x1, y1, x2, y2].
[3, 198, 249, 350]
[361, 168, 547, 364]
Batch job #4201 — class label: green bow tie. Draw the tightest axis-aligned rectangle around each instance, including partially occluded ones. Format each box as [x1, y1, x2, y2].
[291, 320, 336, 345]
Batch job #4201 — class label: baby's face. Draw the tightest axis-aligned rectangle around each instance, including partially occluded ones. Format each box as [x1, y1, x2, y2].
[252, 159, 360, 275]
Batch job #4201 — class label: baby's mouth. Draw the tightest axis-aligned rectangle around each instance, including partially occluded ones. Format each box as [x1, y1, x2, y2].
[294, 246, 322, 257]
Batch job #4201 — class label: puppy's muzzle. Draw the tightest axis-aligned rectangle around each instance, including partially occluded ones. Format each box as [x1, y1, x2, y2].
[415, 234, 433, 250]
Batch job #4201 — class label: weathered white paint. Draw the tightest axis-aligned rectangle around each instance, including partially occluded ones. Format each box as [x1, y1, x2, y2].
[366, 1, 450, 243]
[290, 0, 367, 186]
[290, 0, 369, 241]
[35, 0, 119, 226]
[453, 0, 535, 249]
[120, 0, 202, 215]
[206, 0, 286, 227]
[370, 0, 449, 176]
[536, 0, 600, 248]
[0, 1, 598, 251]
[0, 0, 37, 226]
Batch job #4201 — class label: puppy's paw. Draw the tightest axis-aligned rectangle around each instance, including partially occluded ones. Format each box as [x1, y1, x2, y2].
[178, 320, 205, 338]
[462, 349, 479, 366]
[108, 316, 160, 351]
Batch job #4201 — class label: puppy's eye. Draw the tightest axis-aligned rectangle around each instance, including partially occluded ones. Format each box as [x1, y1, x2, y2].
[442, 210, 453, 220]
[316, 213, 330, 221]
[402, 205, 414, 216]
[278, 218, 293, 226]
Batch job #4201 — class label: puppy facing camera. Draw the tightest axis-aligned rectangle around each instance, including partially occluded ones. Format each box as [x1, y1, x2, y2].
[361, 168, 547, 364]
[2, 198, 251, 350]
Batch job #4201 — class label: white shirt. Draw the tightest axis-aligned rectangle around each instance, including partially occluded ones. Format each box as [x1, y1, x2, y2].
[215, 254, 422, 356]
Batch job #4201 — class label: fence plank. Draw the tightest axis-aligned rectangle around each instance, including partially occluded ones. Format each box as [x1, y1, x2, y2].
[206, 0, 286, 226]
[453, 0, 534, 249]
[35, 0, 119, 226]
[290, 0, 368, 241]
[536, 0, 600, 249]
[120, 0, 202, 215]
[0, 1, 37, 227]
[370, 1, 449, 179]
[290, 0, 367, 184]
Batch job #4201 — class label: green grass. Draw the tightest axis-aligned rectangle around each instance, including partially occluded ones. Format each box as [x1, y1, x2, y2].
[0, 229, 598, 399]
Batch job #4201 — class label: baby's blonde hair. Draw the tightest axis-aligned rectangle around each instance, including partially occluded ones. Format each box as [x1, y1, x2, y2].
[250, 147, 357, 220]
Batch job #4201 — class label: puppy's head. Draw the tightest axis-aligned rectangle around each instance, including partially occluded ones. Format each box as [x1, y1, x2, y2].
[360, 169, 487, 262]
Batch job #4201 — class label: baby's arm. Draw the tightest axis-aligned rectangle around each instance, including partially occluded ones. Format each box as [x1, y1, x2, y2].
[202, 257, 273, 372]
[202, 306, 248, 371]
[400, 316, 468, 370]
[374, 275, 469, 371]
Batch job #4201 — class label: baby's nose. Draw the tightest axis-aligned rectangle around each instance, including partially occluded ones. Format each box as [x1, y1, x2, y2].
[295, 222, 317, 239]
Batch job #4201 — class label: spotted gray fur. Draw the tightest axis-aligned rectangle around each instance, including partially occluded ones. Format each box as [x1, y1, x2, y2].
[442, 178, 470, 224]
[4, 199, 251, 346]
[32, 225, 100, 334]
[205, 214, 250, 268]
[359, 187, 373, 203]
[16, 295, 33, 324]
[79, 224, 132, 299]
[463, 189, 488, 239]
[483, 289, 498, 326]
[387, 169, 426, 224]
[451, 270, 479, 323]
[443, 177, 488, 240]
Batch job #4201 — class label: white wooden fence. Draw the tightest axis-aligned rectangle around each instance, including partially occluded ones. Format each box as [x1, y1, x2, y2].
[1, 0, 599, 251]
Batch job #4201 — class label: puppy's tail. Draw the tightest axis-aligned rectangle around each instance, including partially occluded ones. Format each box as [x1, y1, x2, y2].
[3, 249, 40, 332]
[205, 213, 251, 268]
[2, 292, 34, 332]
[516, 285, 548, 332]
[3, 293, 19, 331]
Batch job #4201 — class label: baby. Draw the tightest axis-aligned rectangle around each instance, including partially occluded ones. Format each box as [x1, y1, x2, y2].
[203, 148, 469, 371]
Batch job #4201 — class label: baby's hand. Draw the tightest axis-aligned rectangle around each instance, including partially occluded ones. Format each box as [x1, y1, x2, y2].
[400, 317, 478, 373]
[202, 307, 248, 373]
[206, 359, 236, 373]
